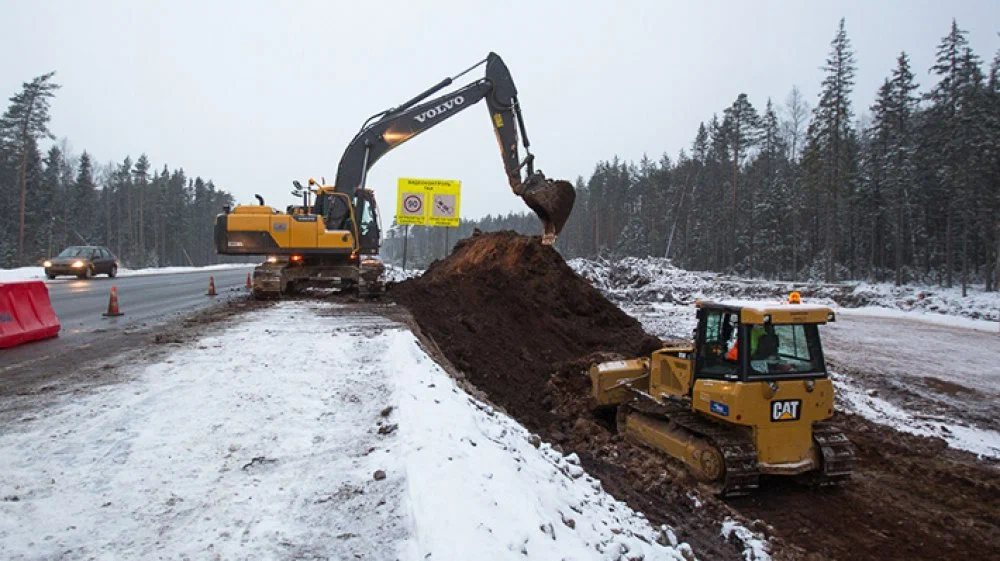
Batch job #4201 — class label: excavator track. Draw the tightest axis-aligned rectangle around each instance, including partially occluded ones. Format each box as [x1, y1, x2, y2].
[811, 422, 855, 485]
[624, 394, 760, 496]
[251, 264, 283, 299]
[250, 260, 387, 300]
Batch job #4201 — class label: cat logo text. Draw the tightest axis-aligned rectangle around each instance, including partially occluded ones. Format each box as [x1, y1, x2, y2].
[770, 399, 801, 422]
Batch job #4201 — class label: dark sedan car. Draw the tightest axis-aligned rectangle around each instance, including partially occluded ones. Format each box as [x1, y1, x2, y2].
[43, 246, 119, 279]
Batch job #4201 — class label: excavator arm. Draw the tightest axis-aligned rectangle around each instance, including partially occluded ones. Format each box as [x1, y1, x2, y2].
[327, 52, 574, 243]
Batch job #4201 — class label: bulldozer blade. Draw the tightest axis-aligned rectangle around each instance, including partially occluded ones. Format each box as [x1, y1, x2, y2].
[519, 176, 576, 245]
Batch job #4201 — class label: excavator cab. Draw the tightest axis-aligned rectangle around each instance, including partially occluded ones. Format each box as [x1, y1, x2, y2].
[353, 189, 381, 255]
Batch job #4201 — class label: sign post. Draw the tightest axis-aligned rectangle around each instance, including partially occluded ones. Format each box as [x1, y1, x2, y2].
[402, 225, 409, 270]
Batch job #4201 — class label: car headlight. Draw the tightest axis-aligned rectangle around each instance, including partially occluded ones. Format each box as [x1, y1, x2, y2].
[43, 260, 52, 267]
[72, 260, 85, 268]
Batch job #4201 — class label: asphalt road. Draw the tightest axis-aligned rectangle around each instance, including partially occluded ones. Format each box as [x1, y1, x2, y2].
[1, 267, 254, 370]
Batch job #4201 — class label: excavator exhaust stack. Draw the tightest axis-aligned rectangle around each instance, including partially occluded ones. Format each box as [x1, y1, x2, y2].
[519, 174, 576, 245]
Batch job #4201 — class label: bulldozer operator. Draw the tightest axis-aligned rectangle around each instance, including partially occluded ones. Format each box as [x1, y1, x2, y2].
[726, 324, 771, 361]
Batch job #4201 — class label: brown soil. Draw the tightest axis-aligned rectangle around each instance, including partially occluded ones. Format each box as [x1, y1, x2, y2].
[729, 413, 1000, 561]
[390, 230, 1000, 561]
[391, 230, 662, 431]
[922, 376, 984, 397]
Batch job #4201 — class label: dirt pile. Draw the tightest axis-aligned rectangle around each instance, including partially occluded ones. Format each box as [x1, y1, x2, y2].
[391, 230, 662, 430]
[390, 231, 749, 560]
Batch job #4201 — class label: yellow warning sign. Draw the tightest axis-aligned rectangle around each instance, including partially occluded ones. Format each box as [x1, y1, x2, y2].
[396, 177, 461, 227]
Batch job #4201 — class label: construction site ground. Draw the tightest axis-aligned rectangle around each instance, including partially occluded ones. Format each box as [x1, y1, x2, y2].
[2, 232, 997, 560]
[390, 231, 999, 561]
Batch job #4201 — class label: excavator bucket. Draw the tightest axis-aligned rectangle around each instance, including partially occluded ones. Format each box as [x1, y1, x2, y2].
[519, 175, 576, 245]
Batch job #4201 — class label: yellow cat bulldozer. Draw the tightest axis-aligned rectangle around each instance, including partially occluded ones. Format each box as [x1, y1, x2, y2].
[590, 294, 854, 495]
[214, 52, 574, 298]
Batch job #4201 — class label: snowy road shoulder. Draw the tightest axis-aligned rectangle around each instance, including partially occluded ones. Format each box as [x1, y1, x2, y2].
[0, 302, 410, 560]
[1, 301, 696, 560]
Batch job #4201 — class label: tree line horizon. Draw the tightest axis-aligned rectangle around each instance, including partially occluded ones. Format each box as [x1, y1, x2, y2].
[385, 19, 999, 294]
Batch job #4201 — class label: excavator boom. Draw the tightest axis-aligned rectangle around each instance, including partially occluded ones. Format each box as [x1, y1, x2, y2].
[329, 52, 574, 243]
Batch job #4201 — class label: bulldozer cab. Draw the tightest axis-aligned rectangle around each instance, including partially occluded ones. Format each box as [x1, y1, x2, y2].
[694, 298, 833, 384]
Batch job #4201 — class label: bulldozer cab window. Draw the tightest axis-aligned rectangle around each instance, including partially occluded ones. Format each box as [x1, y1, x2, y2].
[747, 323, 826, 379]
[697, 310, 740, 380]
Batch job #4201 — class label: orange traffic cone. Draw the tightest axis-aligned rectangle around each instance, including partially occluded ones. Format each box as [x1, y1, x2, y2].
[207, 276, 217, 296]
[102, 286, 124, 317]
[246, 272, 252, 289]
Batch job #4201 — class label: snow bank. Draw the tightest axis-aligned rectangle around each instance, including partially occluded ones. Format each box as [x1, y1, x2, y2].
[0, 302, 694, 560]
[0, 263, 254, 282]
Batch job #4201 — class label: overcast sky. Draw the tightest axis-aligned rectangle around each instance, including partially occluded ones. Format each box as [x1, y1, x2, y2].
[3, 1, 998, 226]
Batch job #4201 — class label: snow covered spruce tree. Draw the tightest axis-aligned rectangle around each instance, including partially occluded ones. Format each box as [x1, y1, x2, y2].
[887, 53, 920, 287]
[722, 93, 761, 271]
[922, 20, 986, 291]
[803, 18, 858, 282]
[746, 99, 791, 278]
[0, 72, 60, 266]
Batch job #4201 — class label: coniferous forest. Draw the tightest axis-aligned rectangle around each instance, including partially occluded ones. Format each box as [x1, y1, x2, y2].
[0, 73, 235, 269]
[4, 19, 997, 292]
[385, 20, 1000, 292]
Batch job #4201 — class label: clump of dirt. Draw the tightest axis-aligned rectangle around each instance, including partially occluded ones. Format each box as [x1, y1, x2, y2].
[391, 230, 661, 431]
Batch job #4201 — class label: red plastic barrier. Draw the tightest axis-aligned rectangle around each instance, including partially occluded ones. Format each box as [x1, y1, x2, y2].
[0, 281, 61, 349]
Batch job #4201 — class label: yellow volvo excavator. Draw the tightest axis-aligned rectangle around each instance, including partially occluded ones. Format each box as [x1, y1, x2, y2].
[590, 293, 854, 495]
[214, 52, 575, 298]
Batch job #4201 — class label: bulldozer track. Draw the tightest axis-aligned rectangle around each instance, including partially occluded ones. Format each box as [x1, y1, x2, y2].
[812, 422, 855, 485]
[626, 394, 760, 496]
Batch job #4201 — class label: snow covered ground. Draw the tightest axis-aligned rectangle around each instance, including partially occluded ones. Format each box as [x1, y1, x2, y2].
[0, 263, 254, 283]
[383, 264, 422, 284]
[832, 372, 1000, 459]
[0, 302, 694, 560]
[568, 256, 1000, 325]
